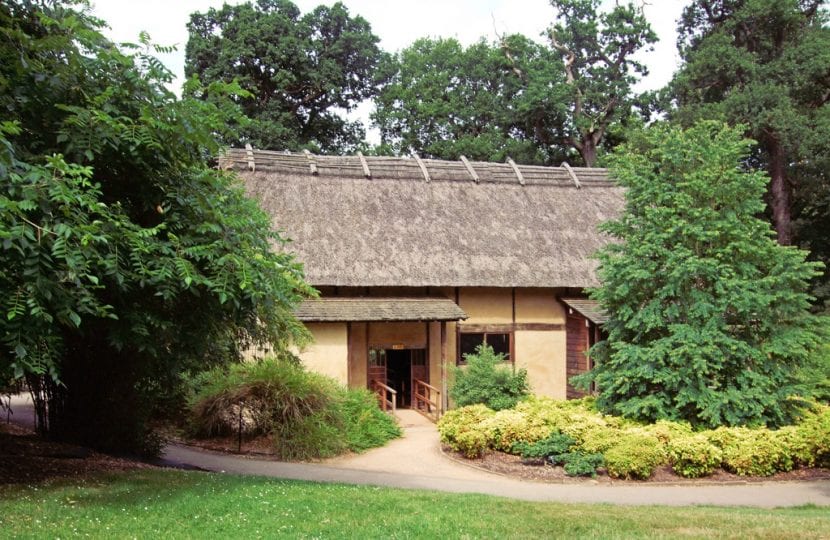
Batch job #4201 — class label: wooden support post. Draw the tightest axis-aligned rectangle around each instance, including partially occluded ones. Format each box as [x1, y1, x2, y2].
[441, 321, 448, 414]
[561, 161, 582, 189]
[506, 157, 525, 186]
[412, 153, 431, 183]
[459, 155, 480, 183]
[356, 151, 372, 179]
[244, 143, 256, 172]
[303, 149, 318, 175]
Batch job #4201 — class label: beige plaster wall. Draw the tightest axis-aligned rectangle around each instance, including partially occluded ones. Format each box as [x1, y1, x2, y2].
[300, 323, 349, 386]
[458, 287, 513, 323]
[515, 288, 565, 324]
[348, 322, 368, 389]
[514, 330, 567, 399]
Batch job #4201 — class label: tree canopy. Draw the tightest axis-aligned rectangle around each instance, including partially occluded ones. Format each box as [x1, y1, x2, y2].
[372, 36, 569, 164]
[0, 0, 312, 454]
[582, 122, 824, 428]
[669, 0, 830, 248]
[185, 0, 384, 154]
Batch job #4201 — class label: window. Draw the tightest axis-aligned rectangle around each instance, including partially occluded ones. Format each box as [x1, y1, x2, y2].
[457, 331, 512, 364]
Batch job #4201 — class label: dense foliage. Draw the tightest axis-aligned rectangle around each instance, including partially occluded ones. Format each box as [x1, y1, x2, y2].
[438, 397, 830, 479]
[0, 1, 312, 454]
[669, 0, 830, 247]
[185, 0, 383, 153]
[450, 345, 530, 411]
[579, 122, 824, 428]
[540, 0, 657, 166]
[373, 36, 568, 164]
[187, 357, 400, 460]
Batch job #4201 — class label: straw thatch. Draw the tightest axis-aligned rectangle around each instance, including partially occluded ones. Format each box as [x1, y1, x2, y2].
[221, 149, 624, 288]
[295, 297, 467, 322]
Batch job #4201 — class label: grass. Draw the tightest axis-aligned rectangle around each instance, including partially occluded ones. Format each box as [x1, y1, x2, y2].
[1, 470, 829, 539]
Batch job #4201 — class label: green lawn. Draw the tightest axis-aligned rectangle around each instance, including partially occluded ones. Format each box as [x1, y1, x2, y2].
[1, 470, 828, 539]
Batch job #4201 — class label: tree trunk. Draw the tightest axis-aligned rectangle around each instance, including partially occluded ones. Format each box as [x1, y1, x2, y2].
[580, 136, 597, 167]
[768, 139, 792, 245]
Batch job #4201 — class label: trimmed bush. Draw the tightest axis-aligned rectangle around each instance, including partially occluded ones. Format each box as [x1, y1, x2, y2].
[604, 433, 666, 480]
[792, 405, 830, 467]
[512, 431, 575, 460]
[438, 404, 495, 444]
[187, 358, 400, 460]
[667, 435, 723, 478]
[450, 344, 529, 411]
[454, 429, 490, 459]
[481, 409, 550, 452]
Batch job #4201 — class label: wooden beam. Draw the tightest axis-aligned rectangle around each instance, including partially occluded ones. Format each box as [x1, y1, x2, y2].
[506, 157, 525, 186]
[459, 155, 480, 183]
[440, 321, 448, 413]
[244, 143, 256, 172]
[303, 149, 318, 175]
[412, 153, 431, 182]
[458, 323, 565, 333]
[561, 161, 581, 189]
[356, 151, 372, 179]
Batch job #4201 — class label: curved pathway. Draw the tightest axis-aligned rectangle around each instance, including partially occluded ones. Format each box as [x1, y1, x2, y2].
[8, 396, 830, 507]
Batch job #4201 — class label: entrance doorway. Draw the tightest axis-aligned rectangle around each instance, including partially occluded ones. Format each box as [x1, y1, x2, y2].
[368, 348, 427, 408]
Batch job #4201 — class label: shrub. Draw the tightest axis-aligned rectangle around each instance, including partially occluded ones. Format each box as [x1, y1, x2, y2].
[667, 435, 723, 478]
[454, 430, 490, 459]
[437, 404, 495, 445]
[187, 357, 400, 460]
[450, 344, 529, 411]
[512, 431, 575, 460]
[604, 433, 666, 480]
[720, 430, 794, 477]
[561, 452, 605, 477]
[793, 405, 830, 467]
[480, 409, 551, 452]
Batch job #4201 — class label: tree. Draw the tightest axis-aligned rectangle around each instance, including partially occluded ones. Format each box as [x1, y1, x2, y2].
[372, 36, 569, 164]
[538, 0, 657, 166]
[185, 0, 384, 154]
[581, 122, 824, 428]
[0, 0, 312, 454]
[669, 0, 830, 247]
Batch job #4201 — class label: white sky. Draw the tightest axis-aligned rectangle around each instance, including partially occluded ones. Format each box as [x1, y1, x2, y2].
[90, 0, 687, 138]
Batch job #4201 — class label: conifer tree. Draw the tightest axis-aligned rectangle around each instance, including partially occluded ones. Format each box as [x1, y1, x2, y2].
[582, 122, 825, 428]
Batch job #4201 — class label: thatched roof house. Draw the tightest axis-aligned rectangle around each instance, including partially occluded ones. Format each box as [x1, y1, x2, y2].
[223, 148, 621, 414]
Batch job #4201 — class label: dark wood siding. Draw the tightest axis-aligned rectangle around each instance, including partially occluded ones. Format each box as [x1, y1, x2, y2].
[566, 312, 591, 399]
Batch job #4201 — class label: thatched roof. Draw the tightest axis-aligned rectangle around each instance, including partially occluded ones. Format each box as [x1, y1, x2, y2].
[295, 297, 467, 322]
[561, 298, 608, 324]
[221, 148, 624, 288]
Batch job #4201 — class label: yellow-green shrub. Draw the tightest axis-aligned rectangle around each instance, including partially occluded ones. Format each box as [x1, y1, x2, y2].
[604, 433, 666, 480]
[481, 409, 551, 452]
[720, 430, 794, 476]
[792, 405, 830, 467]
[437, 404, 495, 447]
[454, 429, 489, 458]
[641, 420, 693, 444]
[667, 434, 723, 478]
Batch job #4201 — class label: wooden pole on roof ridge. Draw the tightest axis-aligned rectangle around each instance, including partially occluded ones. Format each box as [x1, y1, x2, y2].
[411, 153, 431, 183]
[303, 149, 318, 175]
[506, 157, 525, 186]
[244, 143, 256, 172]
[561, 161, 582, 189]
[356, 151, 372, 179]
[459, 155, 480, 183]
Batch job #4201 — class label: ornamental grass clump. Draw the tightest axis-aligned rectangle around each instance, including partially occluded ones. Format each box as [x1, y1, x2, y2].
[187, 357, 400, 460]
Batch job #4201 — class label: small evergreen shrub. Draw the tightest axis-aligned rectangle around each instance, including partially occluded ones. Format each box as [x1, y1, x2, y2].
[791, 405, 830, 467]
[561, 452, 605, 477]
[512, 431, 575, 460]
[604, 433, 666, 480]
[454, 429, 490, 458]
[667, 435, 723, 478]
[450, 344, 529, 411]
[437, 404, 495, 445]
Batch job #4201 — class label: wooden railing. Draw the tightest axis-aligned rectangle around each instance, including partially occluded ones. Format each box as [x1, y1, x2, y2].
[413, 379, 441, 421]
[371, 379, 397, 414]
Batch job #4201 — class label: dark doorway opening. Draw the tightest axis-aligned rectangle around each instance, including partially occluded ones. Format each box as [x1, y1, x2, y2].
[386, 349, 411, 407]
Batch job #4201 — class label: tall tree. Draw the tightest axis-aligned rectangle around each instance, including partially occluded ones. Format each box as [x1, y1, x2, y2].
[185, 0, 383, 153]
[539, 0, 657, 166]
[669, 0, 830, 246]
[372, 36, 569, 164]
[0, 0, 312, 454]
[580, 122, 824, 428]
